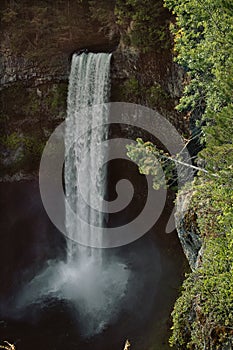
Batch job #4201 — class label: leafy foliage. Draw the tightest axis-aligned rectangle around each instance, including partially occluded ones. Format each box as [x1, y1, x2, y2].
[170, 240, 233, 348]
[159, 0, 233, 348]
[164, 0, 233, 117]
[127, 138, 175, 190]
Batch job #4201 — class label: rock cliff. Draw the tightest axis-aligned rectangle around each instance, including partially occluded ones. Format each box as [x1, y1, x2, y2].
[0, 0, 189, 180]
[175, 189, 202, 271]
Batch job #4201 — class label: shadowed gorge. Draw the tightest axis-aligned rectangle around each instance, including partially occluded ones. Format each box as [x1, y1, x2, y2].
[0, 50, 187, 349]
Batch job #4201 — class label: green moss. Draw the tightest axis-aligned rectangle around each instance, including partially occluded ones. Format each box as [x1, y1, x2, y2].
[147, 83, 169, 107]
[48, 83, 68, 116]
[0, 132, 46, 175]
[0, 82, 67, 122]
[121, 76, 141, 100]
[0, 81, 67, 176]
[119, 75, 170, 109]
[0, 132, 22, 150]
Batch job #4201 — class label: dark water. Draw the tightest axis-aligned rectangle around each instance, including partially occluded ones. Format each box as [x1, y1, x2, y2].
[0, 160, 187, 350]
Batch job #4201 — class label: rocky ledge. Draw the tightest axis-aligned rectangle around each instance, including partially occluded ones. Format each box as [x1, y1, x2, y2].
[175, 188, 202, 271]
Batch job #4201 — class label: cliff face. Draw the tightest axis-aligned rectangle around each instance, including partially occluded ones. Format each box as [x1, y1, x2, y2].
[175, 189, 202, 271]
[0, 0, 187, 180]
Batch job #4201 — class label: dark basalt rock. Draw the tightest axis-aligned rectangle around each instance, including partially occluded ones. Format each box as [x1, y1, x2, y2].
[175, 189, 202, 271]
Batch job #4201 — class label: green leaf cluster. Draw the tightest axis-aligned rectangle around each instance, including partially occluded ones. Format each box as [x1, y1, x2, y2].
[164, 0, 233, 117]
[126, 138, 178, 190]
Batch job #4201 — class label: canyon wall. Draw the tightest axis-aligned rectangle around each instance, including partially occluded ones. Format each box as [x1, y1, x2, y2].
[0, 0, 188, 180]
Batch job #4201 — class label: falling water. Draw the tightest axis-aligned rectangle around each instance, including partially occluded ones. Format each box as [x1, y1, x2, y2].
[14, 52, 129, 337]
[65, 52, 111, 257]
[61, 53, 129, 335]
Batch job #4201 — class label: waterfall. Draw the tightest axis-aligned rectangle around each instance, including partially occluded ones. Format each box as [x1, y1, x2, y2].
[61, 53, 129, 335]
[15, 52, 129, 337]
[65, 52, 111, 257]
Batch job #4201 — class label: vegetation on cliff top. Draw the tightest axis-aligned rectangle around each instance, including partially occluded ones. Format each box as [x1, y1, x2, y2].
[127, 0, 233, 348]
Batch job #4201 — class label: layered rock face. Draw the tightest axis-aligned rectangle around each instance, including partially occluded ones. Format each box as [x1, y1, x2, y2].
[0, 0, 187, 179]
